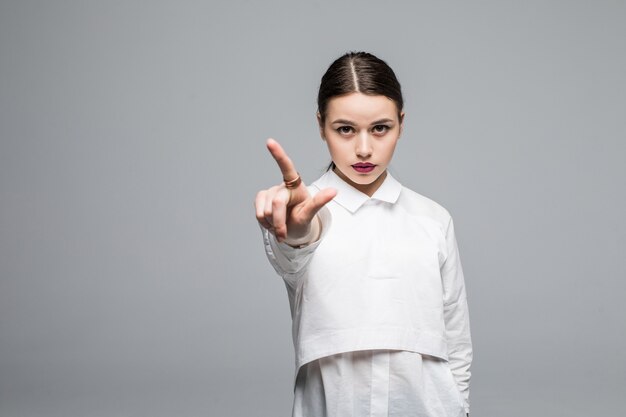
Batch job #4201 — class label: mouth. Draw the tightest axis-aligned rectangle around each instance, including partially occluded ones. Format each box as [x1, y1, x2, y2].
[351, 163, 376, 173]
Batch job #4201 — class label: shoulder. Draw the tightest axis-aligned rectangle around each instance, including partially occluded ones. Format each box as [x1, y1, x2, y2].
[307, 182, 322, 196]
[397, 185, 452, 226]
[308, 170, 332, 195]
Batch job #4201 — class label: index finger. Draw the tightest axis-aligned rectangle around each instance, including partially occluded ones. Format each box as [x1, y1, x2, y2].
[266, 138, 299, 182]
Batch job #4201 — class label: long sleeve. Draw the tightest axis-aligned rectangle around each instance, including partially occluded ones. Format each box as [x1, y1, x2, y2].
[261, 205, 332, 288]
[440, 215, 473, 415]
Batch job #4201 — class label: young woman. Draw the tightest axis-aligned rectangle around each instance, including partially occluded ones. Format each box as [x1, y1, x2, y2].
[255, 52, 472, 417]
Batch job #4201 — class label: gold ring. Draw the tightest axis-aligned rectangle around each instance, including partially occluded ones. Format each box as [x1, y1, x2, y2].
[284, 173, 302, 189]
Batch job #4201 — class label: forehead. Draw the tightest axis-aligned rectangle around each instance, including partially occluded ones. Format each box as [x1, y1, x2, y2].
[326, 93, 398, 123]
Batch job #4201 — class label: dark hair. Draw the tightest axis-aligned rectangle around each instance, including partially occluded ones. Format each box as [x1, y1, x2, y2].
[317, 51, 404, 171]
[318, 51, 403, 124]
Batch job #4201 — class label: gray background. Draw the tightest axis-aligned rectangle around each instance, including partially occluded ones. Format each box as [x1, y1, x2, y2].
[1, 1, 624, 416]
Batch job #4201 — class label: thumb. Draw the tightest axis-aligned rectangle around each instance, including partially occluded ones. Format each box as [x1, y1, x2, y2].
[300, 187, 337, 222]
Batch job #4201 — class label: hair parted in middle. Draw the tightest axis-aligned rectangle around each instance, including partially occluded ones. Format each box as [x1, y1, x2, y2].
[317, 51, 404, 126]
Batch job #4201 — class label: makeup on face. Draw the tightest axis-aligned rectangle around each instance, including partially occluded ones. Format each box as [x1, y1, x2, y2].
[321, 93, 403, 196]
[352, 162, 376, 173]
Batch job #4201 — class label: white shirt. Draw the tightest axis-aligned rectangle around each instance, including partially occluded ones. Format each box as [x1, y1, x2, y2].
[293, 350, 467, 417]
[261, 169, 472, 414]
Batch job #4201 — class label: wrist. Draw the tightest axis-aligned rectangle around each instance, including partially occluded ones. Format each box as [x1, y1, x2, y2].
[284, 216, 321, 248]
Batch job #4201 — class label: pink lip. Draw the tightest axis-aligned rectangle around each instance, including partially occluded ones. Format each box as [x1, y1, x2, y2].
[352, 163, 376, 173]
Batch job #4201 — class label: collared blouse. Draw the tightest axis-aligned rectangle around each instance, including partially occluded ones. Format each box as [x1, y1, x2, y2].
[261, 169, 472, 415]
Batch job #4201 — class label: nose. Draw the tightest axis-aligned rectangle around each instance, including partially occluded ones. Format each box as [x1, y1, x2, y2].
[356, 132, 373, 158]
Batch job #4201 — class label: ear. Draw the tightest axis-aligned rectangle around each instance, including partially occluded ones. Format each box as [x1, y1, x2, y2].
[316, 112, 326, 141]
[399, 112, 405, 138]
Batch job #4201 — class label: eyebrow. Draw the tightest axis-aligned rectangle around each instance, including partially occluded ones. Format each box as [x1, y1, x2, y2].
[331, 118, 395, 126]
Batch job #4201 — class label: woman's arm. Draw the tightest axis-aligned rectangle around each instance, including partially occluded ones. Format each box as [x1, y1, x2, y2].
[256, 138, 335, 283]
[441, 215, 473, 416]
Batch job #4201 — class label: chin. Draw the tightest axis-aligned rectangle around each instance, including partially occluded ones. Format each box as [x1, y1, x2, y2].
[349, 172, 383, 185]
[351, 177, 377, 185]
[335, 166, 384, 185]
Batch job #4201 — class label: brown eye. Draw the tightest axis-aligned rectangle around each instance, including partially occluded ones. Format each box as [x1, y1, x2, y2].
[337, 126, 354, 135]
[372, 125, 390, 134]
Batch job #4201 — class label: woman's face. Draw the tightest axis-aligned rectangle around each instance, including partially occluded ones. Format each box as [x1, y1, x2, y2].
[318, 92, 403, 197]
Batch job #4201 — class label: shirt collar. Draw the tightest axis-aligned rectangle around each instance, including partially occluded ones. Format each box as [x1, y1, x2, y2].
[312, 168, 402, 213]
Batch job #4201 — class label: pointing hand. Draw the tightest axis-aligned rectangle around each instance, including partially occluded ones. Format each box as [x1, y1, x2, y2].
[255, 138, 337, 244]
